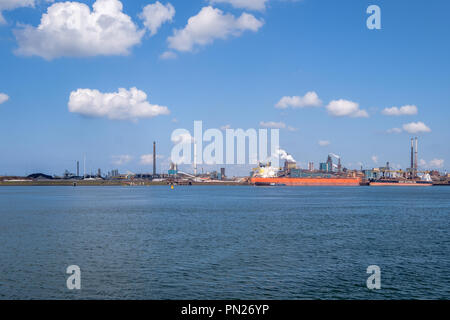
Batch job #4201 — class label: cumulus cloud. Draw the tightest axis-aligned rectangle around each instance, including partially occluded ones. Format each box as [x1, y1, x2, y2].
[382, 105, 418, 116]
[428, 159, 444, 168]
[139, 1, 175, 36]
[167, 6, 264, 52]
[259, 121, 286, 129]
[210, 0, 268, 11]
[68, 87, 170, 121]
[371, 155, 378, 164]
[0, 0, 44, 24]
[14, 0, 144, 59]
[326, 99, 369, 118]
[112, 155, 132, 165]
[275, 91, 322, 109]
[420, 159, 444, 169]
[140, 154, 165, 165]
[0, 93, 9, 104]
[318, 140, 330, 147]
[402, 121, 431, 134]
[287, 126, 298, 132]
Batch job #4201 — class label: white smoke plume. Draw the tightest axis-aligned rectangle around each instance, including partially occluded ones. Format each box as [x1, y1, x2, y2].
[255, 148, 295, 178]
[257, 166, 279, 178]
[276, 148, 296, 163]
[329, 153, 340, 159]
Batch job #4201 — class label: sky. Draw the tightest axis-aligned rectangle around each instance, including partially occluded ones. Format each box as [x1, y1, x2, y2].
[0, 0, 449, 176]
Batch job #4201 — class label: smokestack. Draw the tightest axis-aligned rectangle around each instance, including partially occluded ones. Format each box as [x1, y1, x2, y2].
[410, 138, 414, 171]
[153, 141, 156, 176]
[77, 161, 79, 177]
[414, 137, 418, 175]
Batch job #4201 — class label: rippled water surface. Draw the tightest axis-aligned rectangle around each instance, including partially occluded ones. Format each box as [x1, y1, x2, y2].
[0, 186, 449, 299]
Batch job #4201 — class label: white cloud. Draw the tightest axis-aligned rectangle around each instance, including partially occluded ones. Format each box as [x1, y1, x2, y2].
[0, 0, 44, 24]
[210, 0, 268, 11]
[167, 6, 264, 52]
[139, 1, 175, 36]
[382, 105, 418, 116]
[402, 121, 431, 134]
[68, 87, 170, 121]
[14, 0, 144, 59]
[220, 124, 231, 130]
[287, 126, 298, 132]
[275, 91, 322, 109]
[420, 159, 444, 169]
[112, 155, 132, 165]
[326, 99, 369, 118]
[318, 140, 330, 147]
[0, 93, 9, 104]
[140, 154, 164, 165]
[371, 155, 378, 164]
[428, 159, 444, 168]
[386, 127, 402, 134]
[259, 121, 286, 129]
[159, 51, 177, 60]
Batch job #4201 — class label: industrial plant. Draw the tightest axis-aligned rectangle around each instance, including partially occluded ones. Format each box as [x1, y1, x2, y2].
[0, 138, 448, 186]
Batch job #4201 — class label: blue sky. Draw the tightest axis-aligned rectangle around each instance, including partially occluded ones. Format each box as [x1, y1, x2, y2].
[0, 0, 449, 176]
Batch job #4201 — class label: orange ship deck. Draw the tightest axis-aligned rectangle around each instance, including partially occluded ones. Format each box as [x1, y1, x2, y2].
[251, 177, 361, 186]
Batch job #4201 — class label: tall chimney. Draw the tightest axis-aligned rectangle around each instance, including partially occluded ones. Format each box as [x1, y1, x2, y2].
[414, 137, 418, 175]
[153, 141, 156, 176]
[410, 138, 414, 170]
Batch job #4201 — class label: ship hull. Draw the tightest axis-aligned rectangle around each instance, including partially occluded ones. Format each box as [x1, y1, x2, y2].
[370, 181, 432, 186]
[251, 177, 361, 186]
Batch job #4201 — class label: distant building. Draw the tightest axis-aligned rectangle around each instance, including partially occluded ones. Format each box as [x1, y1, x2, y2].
[319, 162, 330, 172]
[326, 155, 333, 172]
[430, 170, 440, 177]
[284, 161, 297, 172]
[168, 162, 178, 176]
